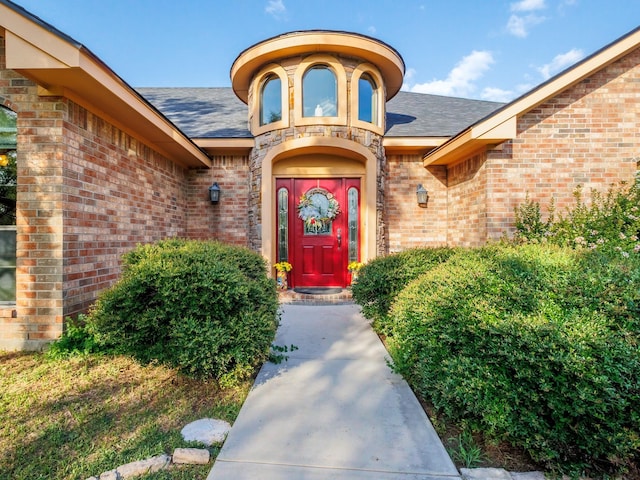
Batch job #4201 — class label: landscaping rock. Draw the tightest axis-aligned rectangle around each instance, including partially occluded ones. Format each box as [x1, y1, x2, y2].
[181, 418, 231, 446]
[172, 447, 210, 464]
[115, 454, 171, 478]
[98, 471, 119, 480]
[460, 469, 547, 480]
[461, 468, 513, 480]
[511, 472, 545, 480]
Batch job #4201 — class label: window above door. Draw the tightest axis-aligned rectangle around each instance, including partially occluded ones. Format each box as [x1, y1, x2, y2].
[249, 53, 385, 135]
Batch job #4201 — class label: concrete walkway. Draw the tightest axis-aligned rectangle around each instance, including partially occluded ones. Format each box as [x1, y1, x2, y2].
[207, 303, 460, 480]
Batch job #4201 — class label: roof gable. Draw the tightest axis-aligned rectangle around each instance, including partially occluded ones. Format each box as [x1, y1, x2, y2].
[423, 26, 640, 166]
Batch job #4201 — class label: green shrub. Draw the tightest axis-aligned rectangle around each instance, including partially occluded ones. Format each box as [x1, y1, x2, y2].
[513, 171, 640, 257]
[351, 247, 457, 332]
[88, 239, 278, 383]
[387, 244, 640, 474]
[45, 314, 105, 359]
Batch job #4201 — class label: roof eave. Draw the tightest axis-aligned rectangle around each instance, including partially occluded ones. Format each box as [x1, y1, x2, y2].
[194, 138, 254, 156]
[231, 30, 405, 104]
[1, 2, 211, 168]
[423, 118, 516, 166]
[383, 136, 447, 155]
[423, 26, 640, 167]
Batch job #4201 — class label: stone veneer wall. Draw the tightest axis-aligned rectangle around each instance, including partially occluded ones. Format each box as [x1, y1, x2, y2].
[0, 35, 194, 350]
[248, 126, 385, 255]
[245, 54, 389, 256]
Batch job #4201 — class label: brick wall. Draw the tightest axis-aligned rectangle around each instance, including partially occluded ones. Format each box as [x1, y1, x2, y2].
[485, 47, 640, 240]
[62, 102, 190, 317]
[441, 47, 639, 246]
[1, 34, 195, 350]
[1, 34, 65, 350]
[385, 154, 448, 252]
[447, 153, 488, 247]
[186, 155, 250, 246]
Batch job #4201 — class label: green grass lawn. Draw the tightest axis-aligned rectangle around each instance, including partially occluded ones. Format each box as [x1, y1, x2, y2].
[0, 351, 250, 480]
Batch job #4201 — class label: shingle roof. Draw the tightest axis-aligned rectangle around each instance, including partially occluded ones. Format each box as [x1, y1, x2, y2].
[137, 87, 503, 140]
[137, 88, 251, 138]
[386, 92, 503, 137]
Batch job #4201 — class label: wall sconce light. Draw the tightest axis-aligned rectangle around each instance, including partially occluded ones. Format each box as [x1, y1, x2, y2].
[416, 184, 428, 207]
[209, 182, 221, 203]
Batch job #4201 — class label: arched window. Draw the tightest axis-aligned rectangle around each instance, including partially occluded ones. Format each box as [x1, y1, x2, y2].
[0, 106, 17, 303]
[260, 74, 282, 126]
[277, 187, 289, 262]
[358, 73, 378, 124]
[302, 66, 337, 117]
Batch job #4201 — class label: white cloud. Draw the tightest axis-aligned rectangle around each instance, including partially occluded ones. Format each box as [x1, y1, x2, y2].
[507, 0, 546, 37]
[510, 0, 546, 12]
[506, 13, 545, 37]
[265, 0, 287, 19]
[481, 87, 515, 103]
[401, 67, 417, 91]
[368, 25, 377, 35]
[410, 51, 494, 97]
[481, 82, 533, 102]
[538, 48, 584, 79]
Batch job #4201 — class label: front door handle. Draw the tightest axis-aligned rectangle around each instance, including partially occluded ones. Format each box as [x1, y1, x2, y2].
[337, 228, 342, 249]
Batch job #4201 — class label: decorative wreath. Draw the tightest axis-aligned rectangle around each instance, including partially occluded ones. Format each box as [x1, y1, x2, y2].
[297, 188, 340, 231]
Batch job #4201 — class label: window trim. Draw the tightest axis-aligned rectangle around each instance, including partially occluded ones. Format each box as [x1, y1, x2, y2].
[0, 105, 17, 304]
[251, 64, 289, 135]
[259, 74, 283, 127]
[350, 63, 385, 135]
[294, 55, 347, 127]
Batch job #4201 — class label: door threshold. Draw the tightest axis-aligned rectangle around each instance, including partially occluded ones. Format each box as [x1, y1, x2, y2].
[279, 288, 353, 305]
[293, 287, 342, 295]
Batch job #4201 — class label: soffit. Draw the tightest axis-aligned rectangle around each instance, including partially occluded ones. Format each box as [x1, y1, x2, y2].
[231, 30, 405, 104]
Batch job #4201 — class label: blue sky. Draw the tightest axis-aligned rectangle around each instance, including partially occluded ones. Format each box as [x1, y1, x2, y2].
[12, 0, 640, 102]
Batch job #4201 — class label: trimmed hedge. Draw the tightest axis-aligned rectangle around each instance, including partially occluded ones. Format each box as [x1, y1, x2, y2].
[386, 244, 639, 474]
[88, 239, 278, 383]
[351, 247, 457, 332]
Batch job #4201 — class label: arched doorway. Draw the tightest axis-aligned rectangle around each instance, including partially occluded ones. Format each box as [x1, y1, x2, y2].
[261, 138, 378, 286]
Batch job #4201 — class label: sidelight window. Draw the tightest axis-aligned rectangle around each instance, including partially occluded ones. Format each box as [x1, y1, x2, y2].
[347, 187, 359, 262]
[277, 187, 289, 262]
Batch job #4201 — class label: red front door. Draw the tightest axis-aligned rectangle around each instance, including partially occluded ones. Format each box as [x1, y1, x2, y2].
[276, 178, 359, 288]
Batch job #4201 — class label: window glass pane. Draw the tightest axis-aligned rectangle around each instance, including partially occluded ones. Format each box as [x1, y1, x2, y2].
[300, 189, 335, 235]
[0, 228, 16, 302]
[348, 188, 359, 262]
[303, 66, 337, 117]
[0, 107, 17, 226]
[358, 74, 377, 124]
[304, 221, 332, 235]
[0, 106, 16, 302]
[277, 187, 288, 262]
[261, 75, 282, 126]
